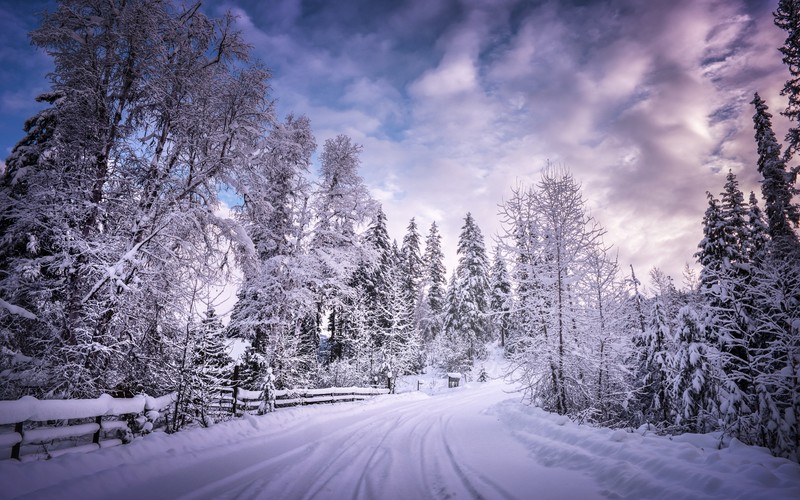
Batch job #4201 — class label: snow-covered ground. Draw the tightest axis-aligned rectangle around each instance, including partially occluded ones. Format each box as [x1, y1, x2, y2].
[1, 373, 799, 499]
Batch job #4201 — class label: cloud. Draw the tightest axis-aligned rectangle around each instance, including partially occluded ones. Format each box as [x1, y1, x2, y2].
[218, 0, 787, 282]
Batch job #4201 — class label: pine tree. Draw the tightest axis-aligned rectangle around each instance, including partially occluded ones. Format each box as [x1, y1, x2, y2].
[746, 192, 770, 263]
[635, 298, 674, 426]
[751, 93, 800, 256]
[696, 192, 726, 298]
[188, 307, 233, 426]
[421, 222, 447, 343]
[437, 274, 472, 373]
[227, 115, 317, 389]
[400, 218, 424, 325]
[379, 252, 423, 384]
[364, 206, 393, 341]
[441, 213, 490, 372]
[489, 246, 512, 347]
[776, 0, 800, 160]
[672, 305, 717, 433]
[749, 260, 800, 461]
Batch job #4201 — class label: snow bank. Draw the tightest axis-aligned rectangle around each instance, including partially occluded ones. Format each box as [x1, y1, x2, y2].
[489, 399, 800, 499]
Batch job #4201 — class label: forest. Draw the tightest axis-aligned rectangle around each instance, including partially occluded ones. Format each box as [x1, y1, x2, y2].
[0, 0, 798, 463]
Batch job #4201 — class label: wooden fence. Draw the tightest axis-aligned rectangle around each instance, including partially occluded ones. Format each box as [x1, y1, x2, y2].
[0, 393, 176, 462]
[0, 386, 389, 462]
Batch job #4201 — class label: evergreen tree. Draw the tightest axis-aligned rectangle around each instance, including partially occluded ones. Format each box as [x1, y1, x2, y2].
[188, 307, 233, 426]
[751, 93, 800, 256]
[749, 260, 800, 461]
[671, 305, 717, 433]
[489, 246, 513, 347]
[305, 135, 375, 368]
[421, 222, 447, 342]
[776, 0, 800, 160]
[696, 192, 726, 298]
[746, 192, 770, 263]
[400, 218, 424, 325]
[440, 213, 490, 371]
[635, 298, 673, 426]
[364, 206, 393, 340]
[436, 274, 472, 373]
[379, 252, 423, 383]
[227, 115, 317, 389]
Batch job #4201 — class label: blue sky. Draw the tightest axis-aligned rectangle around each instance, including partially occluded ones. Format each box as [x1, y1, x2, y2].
[0, 0, 791, 288]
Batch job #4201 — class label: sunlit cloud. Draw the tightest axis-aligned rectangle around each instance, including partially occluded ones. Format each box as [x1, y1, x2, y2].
[0, 0, 790, 283]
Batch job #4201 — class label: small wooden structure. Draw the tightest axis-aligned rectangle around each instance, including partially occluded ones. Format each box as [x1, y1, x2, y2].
[447, 373, 462, 388]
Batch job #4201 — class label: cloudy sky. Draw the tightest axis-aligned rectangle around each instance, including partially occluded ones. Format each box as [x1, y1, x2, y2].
[0, 0, 791, 289]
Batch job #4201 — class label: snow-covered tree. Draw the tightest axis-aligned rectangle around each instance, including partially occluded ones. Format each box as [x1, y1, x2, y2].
[489, 247, 513, 347]
[500, 169, 608, 418]
[421, 221, 447, 343]
[776, 0, 800, 160]
[440, 213, 490, 372]
[671, 305, 717, 433]
[749, 260, 800, 461]
[751, 93, 800, 257]
[379, 252, 423, 383]
[186, 307, 233, 426]
[0, 0, 272, 398]
[226, 115, 318, 389]
[399, 218, 425, 327]
[363, 206, 393, 338]
[635, 298, 674, 426]
[582, 244, 630, 423]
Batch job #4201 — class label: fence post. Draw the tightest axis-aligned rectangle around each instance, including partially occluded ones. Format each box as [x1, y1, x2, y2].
[93, 415, 102, 444]
[231, 365, 240, 416]
[11, 422, 22, 460]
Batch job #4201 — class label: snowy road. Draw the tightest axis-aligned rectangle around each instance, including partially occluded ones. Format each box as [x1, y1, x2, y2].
[2, 379, 800, 499]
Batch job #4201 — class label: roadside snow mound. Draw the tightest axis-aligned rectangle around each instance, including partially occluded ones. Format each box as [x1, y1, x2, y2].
[490, 400, 800, 500]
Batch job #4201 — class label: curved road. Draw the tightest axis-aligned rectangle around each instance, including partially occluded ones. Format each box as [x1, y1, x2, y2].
[9, 380, 598, 500]
[6, 379, 799, 499]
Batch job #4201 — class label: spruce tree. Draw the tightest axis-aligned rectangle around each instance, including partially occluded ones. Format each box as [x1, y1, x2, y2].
[441, 213, 490, 371]
[776, 0, 800, 159]
[672, 305, 717, 433]
[635, 298, 673, 426]
[746, 192, 770, 263]
[400, 218, 424, 324]
[422, 222, 447, 342]
[489, 246, 513, 347]
[380, 251, 422, 381]
[364, 206, 393, 345]
[751, 93, 800, 256]
[696, 192, 726, 298]
[188, 307, 233, 425]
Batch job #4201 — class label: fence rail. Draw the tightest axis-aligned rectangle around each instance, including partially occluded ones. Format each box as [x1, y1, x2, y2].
[0, 386, 389, 462]
[0, 393, 176, 462]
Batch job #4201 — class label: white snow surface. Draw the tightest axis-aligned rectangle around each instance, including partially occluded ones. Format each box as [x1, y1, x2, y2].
[1, 375, 799, 499]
